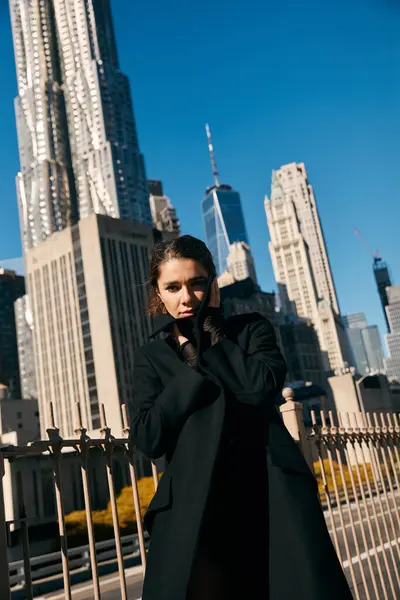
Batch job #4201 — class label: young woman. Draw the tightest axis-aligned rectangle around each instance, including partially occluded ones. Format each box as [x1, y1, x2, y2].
[131, 235, 352, 600]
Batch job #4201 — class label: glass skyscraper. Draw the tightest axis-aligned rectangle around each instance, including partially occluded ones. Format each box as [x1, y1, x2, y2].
[202, 126, 248, 275]
[202, 184, 248, 275]
[373, 257, 392, 333]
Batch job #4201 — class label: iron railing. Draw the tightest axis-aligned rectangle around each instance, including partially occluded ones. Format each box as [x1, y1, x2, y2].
[1, 391, 400, 599]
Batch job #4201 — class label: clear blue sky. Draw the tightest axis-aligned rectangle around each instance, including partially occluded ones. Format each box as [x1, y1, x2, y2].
[0, 0, 399, 345]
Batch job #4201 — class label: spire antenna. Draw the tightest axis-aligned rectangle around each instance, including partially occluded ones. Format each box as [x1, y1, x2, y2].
[205, 123, 220, 187]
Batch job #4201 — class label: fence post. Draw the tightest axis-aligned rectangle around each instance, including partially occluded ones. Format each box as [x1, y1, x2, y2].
[280, 387, 314, 472]
[0, 453, 11, 600]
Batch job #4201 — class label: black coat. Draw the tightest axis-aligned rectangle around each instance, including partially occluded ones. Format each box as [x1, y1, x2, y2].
[130, 312, 352, 600]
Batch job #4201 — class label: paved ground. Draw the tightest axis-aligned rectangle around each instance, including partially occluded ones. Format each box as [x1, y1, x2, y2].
[36, 567, 144, 600]
[325, 490, 400, 600]
[35, 490, 400, 600]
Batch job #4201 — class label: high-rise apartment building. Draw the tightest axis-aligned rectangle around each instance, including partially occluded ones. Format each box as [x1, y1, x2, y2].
[26, 214, 154, 437]
[384, 286, 400, 382]
[148, 180, 180, 239]
[343, 312, 384, 375]
[14, 295, 37, 400]
[202, 125, 248, 275]
[10, 0, 151, 251]
[265, 163, 349, 372]
[373, 257, 392, 333]
[0, 268, 25, 398]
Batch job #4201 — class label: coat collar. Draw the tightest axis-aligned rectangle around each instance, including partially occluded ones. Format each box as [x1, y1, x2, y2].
[149, 313, 176, 338]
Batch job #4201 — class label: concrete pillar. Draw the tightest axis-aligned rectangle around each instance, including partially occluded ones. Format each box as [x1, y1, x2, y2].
[0, 454, 11, 599]
[280, 387, 314, 472]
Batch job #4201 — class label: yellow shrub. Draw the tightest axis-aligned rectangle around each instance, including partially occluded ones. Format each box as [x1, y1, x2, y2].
[65, 474, 160, 545]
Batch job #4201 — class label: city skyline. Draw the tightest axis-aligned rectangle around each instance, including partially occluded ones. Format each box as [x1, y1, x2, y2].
[0, 0, 399, 341]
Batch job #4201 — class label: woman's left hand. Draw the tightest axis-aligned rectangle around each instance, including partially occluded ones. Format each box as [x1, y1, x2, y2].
[208, 279, 221, 308]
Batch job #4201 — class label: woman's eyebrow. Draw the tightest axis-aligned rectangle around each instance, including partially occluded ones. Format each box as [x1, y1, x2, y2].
[163, 276, 207, 286]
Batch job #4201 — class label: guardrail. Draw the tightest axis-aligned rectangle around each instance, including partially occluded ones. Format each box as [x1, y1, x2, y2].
[2, 392, 400, 600]
[9, 531, 149, 589]
[0, 401, 156, 600]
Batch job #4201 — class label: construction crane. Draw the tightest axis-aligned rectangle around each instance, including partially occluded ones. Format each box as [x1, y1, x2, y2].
[354, 228, 381, 263]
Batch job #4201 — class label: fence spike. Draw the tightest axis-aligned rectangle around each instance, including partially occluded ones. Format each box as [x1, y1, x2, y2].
[48, 402, 56, 429]
[100, 404, 108, 429]
[121, 404, 130, 431]
[74, 402, 83, 432]
[311, 410, 317, 426]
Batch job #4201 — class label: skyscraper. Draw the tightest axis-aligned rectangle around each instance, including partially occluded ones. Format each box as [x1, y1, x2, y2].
[148, 180, 180, 239]
[362, 326, 385, 374]
[265, 163, 349, 372]
[26, 214, 154, 437]
[373, 257, 392, 333]
[10, 1, 154, 436]
[384, 285, 400, 382]
[201, 125, 248, 275]
[11, 0, 151, 252]
[343, 313, 385, 375]
[0, 268, 25, 398]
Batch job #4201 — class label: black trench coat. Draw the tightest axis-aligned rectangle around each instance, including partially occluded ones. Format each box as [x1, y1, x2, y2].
[130, 312, 352, 600]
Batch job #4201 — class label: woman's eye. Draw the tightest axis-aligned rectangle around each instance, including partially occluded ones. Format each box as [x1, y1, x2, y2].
[166, 285, 179, 292]
[192, 279, 206, 288]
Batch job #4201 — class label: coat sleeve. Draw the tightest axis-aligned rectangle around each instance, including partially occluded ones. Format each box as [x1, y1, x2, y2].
[130, 348, 208, 459]
[202, 314, 286, 407]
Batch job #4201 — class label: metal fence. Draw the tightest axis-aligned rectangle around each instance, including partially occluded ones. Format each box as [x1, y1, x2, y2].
[308, 406, 400, 600]
[1, 392, 400, 600]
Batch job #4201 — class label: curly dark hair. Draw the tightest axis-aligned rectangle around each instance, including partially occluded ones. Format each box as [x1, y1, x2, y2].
[147, 235, 217, 316]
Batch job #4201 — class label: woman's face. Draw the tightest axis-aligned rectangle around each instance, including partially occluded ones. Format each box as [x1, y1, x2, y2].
[157, 258, 209, 319]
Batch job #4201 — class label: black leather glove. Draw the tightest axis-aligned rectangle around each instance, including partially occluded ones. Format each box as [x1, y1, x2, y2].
[175, 317, 196, 344]
[180, 341, 197, 368]
[202, 307, 226, 347]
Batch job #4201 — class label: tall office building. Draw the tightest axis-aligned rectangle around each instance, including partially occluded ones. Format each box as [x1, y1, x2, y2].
[265, 163, 349, 372]
[0, 268, 25, 398]
[201, 125, 248, 275]
[148, 180, 180, 239]
[14, 295, 37, 400]
[373, 257, 392, 333]
[26, 214, 154, 437]
[10, 0, 151, 252]
[384, 286, 400, 382]
[343, 312, 384, 375]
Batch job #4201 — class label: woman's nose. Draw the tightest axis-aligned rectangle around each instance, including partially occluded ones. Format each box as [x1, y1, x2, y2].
[181, 286, 192, 303]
